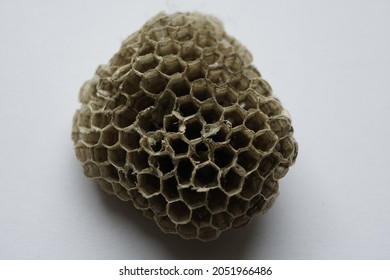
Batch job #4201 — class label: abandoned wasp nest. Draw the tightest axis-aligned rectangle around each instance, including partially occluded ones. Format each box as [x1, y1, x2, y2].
[72, 12, 298, 241]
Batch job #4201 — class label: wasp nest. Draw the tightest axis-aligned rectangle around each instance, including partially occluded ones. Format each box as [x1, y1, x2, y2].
[72, 12, 298, 241]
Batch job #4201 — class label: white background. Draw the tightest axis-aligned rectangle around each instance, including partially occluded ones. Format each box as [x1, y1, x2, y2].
[1, 0, 389, 259]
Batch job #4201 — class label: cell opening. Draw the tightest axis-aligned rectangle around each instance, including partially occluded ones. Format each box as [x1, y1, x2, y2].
[169, 137, 189, 155]
[167, 201, 191, 224]
[184, 119, 203, 140]
[191, 206, 211, 227]
[129, 150, 150, 171]
[156, 39, 180, 56]
[241, 172, 263, 199]
[177, 223, 197, 239]
[100, 164, 119, 181]
[191, 79, 214, 101]
[120, 129, 141, 150]
[207, 188, 228, 213]
[258, 154, 279, 177]
[180, 187, 207, 208]
[113, 107, 137, 128]
[194, 164, 219, 189]
[200, 103, 222, 123]
[223, 107, 245, 127]
[151, 155, 174, 174]
[121, 72, 141, 95]
[224, 54, 243, 73]
[237, 150, 259, 172]
[185, 60, 207, 82]
[149, 194, 167, 216]
[162, 176, 180, 201]
[164, 115, 180, 132]
[134, 94, 155, 112]
[230, 130, 251, 150]
[133, 54, 159, 73]
[252, 131, 277, 152]
[227, 196, 249, 217]
[221, 168, 243, 194]
[213, 145, 234, 168]
[178, 99, 199, 117]
[244, 111, 267, 132]
[207, 67, 230, 85]
[138, 173, 161, 196]
[168, 76, 191, 97]
[215, 86, 237, 107]
[176, 158, 194, 184]
[101, 126, 118, 146]
[158, 56, 186, 76]
[179, 41, 201, 61]
[108, 147, 127, 167]
[259, 99, 282, 117]
[211, 212, 233, 231]
[92, 112, 111, 129]
[141, 70, 168, 94]
[92, 147, 108, 163]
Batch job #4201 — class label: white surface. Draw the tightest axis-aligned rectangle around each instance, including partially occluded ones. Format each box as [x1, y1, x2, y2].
[1, 0, 390, 259]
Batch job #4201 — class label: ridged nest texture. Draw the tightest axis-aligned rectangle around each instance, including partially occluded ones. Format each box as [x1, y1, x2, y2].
[72, 12, 298, 241]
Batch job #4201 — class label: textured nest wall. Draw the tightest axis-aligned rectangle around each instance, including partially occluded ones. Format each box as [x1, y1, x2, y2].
[72, 12, 298, 241]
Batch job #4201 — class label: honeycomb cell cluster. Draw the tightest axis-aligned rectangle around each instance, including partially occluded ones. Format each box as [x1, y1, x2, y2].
[72, 12, 298, 241]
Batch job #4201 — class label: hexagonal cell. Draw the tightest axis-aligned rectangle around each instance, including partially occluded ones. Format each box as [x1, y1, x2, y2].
[227, 196, 249, 217]
[221, 168, 243, 195]
[278, 137, 295, 160]
[147, 26, 175, 41]
[213, 145, 235, 168]
[156, 38, 180, 56]
[133, 54, 160, 73]
[137, 173, 161, 197]
[211, 212, 233, 231]
[200, 102, 223, 124]
[180, 187, 207, 208]
[82, 162, 100, 178]
[175, 25, 194, 42]
[196, 32, 217, 48]
[202, 49, 221, 65]
[140, 69, 169, 94]
[209, 124, 229, 143]
[113, 107, 137, 128]
[184, 118, 203, 140]
[191, 206, 211, 227]
[185, 60, 207, 82]
[167, 200, 191, 224]
[229, 74, 250, 91]
[261, 178, 279, 199]
[177, 223, 198, 240]
[217, 41, 234, 56]
[158, 56, 186, 76]
[198, 227, 218, 241]
[207, 188, 228, 213]
[81, 131, 100, 145]
[167, 76, 191, 97]
[269, 117, 292, 138]
[153, 90, 176, 127]
[130, 189, 149, 210]
[223, 54, 243, 73]
[161, 176, 180, 201]
[168, 136, 189, 156]
[244, 111, 267, 133]
[247, 194, 267, 216]
[128, 149, 150, 171]
[238, 92, 258, 111]
[164, 114, 180, 132]
[137, 40, 155, 56]
[92, 147, 108, 163]
[252, 130, 277, 153]
[231, 215, 250, 229]
[149, 194, 167, 216]
[179, 41, 201, 61]
[108, 146, 127, 167]
[150, 154, 174, 174]
[143, 209, 155, 220]
[133, 94, 155, 112]
[91, 112, 111, 129]
[240, 171, 263, 199]
[259, 98, 282, 117]
[99, 164, 119, 181]
[120, 71, 141, 96]
[178, 98, 200, 117]
[258, 154, 280, 178]
[101, 126, 118, 146]
[223, 105, 245, 127]
[156, 215, 176, 234]
[191, 79, 214, 101]
[193, 141, 209, 162]
[251, 78, 272, 97]
[176, 158, 194, 184]
[137, 110, 160, 133]
[194, 163, 219, 189]
[273, 163, 289, 180]
[229, 128, 252, 150]
[237, 150, 259, 172]
[215, 86, 237, 107]
[207, 67, 230, 86]
[120, 129, 141, 150]
[75, 146, 92, 163]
